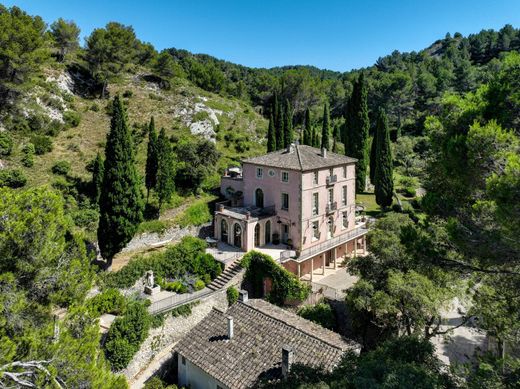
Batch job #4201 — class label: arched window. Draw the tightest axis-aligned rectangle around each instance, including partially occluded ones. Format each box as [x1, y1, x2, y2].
[254, 224, 261, 247]
[255, 188, 264, 208]
[221, 219, 228, 243]
[265, 221, 271, 244]
[233, 223, 242, 248]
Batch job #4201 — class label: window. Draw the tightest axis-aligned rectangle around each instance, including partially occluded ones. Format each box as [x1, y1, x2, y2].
[312, 193, 319, 216]
[312, 221, 320, 240]
[281, 193, 289, 210]
[329, 168, 334, 177]
[342, 212, 348, 229]
[328, 188, 334, 205]
[313, 171, 318, 185]
[256, 167, 263, 178]
[327, 216, 334, 239]
[269, 169, 276, 177]
[343, 165, 347, 178]
[281, 171, 289, 182]
[342, 185, 347, 206]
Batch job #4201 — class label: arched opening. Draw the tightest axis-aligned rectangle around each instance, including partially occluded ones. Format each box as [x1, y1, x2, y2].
[265, 221, 271, 244]
[220, 219, 228, 244]
[254, 224, 261, 247]
[255, 188, 264, 208]
[233, 223, 242, 248]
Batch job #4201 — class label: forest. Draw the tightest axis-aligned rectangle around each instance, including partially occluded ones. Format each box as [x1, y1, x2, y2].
[0, 3, 519, 388]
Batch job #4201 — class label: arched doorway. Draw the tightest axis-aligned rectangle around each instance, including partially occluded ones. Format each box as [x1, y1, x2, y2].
[265, 221, 271, 244]
[254, 224, 261, 247]
[220, 219, 228, 244]
[233, 223, 242, 248]
[255, 188, 264, 208]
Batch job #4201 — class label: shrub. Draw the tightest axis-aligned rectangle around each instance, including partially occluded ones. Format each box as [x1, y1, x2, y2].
[122, 90, 133, 98]
[46, 119, 63, 136]
[104, 302, 151, 370]
[90, 103, 100, 112]
[144, 377, 178, 389]
[174, 198, 212, 227]
[403, 186, 416, 197]
[31, 135, 53, 155]
[0, 169, 27, 188]
[170, 301, 199, 318]
[63, 110, 81, 128]
[51, 160, 71, 175]
[149, 313, 166, 329]
[87, 288, 127, 317]
[0, 132, 13, 155]
[193, 279, 205, 291]
[21, 143, 35, 167]
[72, 208, 99, 230]
[227, 286, 239, 305]
[297, 301, 336, 330]
[240, 251, 310, 306]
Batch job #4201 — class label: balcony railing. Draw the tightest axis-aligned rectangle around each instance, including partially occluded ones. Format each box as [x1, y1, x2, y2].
[279, 226, 368, 263]
[326, 175, 337, 186]
[217, 204, 276, 219]
[326, 201, 337, 214]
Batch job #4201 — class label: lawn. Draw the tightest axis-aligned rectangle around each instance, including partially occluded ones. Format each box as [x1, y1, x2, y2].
[356, 192, 382, 217]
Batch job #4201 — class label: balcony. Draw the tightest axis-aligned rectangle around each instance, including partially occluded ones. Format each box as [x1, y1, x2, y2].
[326, 175, 337, 186]
[216, 204, 276, 220]
[326, 201, 337, 214]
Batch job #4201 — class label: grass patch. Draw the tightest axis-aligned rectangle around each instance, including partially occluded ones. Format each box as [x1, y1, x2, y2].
[356, 192, 382, 217]
[137, 219, 174, 234]
[174, 194, 216, 227]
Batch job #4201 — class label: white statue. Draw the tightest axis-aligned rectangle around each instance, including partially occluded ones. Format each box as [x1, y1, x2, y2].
[145, 270, 154, 288]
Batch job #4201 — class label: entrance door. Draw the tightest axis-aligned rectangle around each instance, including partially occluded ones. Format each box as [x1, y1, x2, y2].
[233, 223, 242, 248]
[265, 221, 271, 244]
[282, 224, 289, 244]
[254, 224, 261, 247]
[326, 250, 332, 266]
[221, 219, 228, 244]
[255, 188, 264, 208]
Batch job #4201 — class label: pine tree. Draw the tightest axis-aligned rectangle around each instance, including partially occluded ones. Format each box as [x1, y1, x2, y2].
[369, 124, 378, 184]
[374, 108, 394, 207]
[156, 128, 175, 208]
[283, 99, 293, 147]
[304, 108, 312, 146]
[321, 103, 330, 150]
[345, 73, 370, 193]
[144, 117, 159, 201]
[97, 95, 143, 267]
[92, 152, 104, 204]
[267, 113, 276, 152]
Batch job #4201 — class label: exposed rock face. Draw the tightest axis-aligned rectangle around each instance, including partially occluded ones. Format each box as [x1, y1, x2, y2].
[46, 72, 75, 95]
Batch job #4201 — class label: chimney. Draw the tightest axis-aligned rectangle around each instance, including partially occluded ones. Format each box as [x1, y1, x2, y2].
[321, 147, 327, 158]
[227, 316, 234, 340]
[287, 143, 296, 153]
[239, 290, 248, 303]
[281, 346, 294, 377]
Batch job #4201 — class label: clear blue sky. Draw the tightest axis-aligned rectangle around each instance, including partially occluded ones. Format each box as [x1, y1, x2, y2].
[4, 0, 520, 71]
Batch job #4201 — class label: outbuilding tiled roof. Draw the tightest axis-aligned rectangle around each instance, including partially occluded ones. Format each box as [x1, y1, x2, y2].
[175, 299, 361, 389]
[242, 144, 357, 171]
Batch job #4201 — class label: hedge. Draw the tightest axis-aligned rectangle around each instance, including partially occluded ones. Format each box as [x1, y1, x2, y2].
[86, 288, 127, 317]
[297, 301, 337, 330]
[240, 251, 309, 306]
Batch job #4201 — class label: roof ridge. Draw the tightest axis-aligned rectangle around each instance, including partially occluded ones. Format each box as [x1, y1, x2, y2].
[236, 301, 349, 352]
[295, 144, 303, 170]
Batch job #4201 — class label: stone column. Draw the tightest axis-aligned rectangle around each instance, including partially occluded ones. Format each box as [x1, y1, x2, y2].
[333, 247, 337, 269]
[363, 236, 367, 255]
[353, 239, 358, 258]
[298, 263, 301, 279]
[322, 254, 325, 275]
[310, 258, 314, 281]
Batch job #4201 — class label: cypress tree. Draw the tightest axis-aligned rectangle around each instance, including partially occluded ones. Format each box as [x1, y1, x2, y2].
[97, 95, 143, 267]
[374, 108, 394, 208]
[304, 108, 312, 146]
[321, 103, 330, 150]
[273, 91, 280, 130]
[345, 73, 370, 193]
[369, 123, 378, 184]
[332, 124, 340, 153]
[92, 151, 104, 204]
[156, 128, 175, 208]
[267, 113, 276, 152]
[276, 107, 284, 150]
[313, 125, 320, 148]
[283, 99, 293, 147]
[144, 116, 159, 202]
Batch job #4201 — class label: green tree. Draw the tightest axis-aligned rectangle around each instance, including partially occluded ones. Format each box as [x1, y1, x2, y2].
[156, 128, 175, 208]
[266, 113, 276, 152]
[303, 108, 312, 146]
[320, 103, 330, 150]
[50, 18, 80, 61]
[276, 101, 284, 150]
[374, 108, 394, 207]
[97, 96, 143, 267]
[313, 125, 320, 148]
[152, 50, 185, 88]
[85, 22, 138, 98]
[345, 73, 370, 193]
[283, 99, 293, 147]
[369, 128, 378, 184]
[144, 117, 159, 201]
[92, 152, 104, 205]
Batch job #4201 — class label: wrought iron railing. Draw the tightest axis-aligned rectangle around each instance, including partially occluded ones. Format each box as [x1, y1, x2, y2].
[326, 201, 337, 214]
[326, 175, 337, 185]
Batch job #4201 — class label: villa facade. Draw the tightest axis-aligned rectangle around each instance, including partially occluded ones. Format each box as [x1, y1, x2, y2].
[214, 144, 368, 280]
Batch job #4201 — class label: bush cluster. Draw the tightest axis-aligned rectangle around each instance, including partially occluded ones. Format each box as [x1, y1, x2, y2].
[31, 134, 53, 155]
[51, 160, 71, 175]
[227, 286, 239, 305]
[240, 251, 309, 306]
[0, 132, 13, 156]
[21, 143, 35, 167]
[87, 288, 127, 317]
[0, 169, 27, 188]
[297, 301, 337, 330]
[63, 110, 81, 128]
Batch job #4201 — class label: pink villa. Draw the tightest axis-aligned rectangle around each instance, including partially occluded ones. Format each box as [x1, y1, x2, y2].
[214, 144, 368, 280]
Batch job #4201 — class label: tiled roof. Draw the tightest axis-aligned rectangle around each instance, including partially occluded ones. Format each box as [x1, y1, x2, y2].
[242, 144, 357, 171]
[175, 299, 361, 389]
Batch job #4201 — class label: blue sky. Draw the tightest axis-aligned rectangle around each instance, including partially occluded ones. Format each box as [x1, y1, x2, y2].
[4, 0, 520, 71]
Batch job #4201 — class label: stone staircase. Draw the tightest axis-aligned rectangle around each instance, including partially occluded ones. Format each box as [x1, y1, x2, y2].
[207, 260, 243, 291]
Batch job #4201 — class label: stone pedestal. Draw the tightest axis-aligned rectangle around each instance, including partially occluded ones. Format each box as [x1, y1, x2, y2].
[144, 285, 161, 295]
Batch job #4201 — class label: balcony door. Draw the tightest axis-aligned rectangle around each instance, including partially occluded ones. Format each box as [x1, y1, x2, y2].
[254, 223, 261, 247]
[233, 223, 242, 248]
[221, 219, 228, 244]
[255, 188, 264, 208]
[282, 224, 289, 244]
[265, 221, 271, 244]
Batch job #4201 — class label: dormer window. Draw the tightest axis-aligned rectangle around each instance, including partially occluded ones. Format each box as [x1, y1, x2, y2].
[256, 167, 263, 179]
